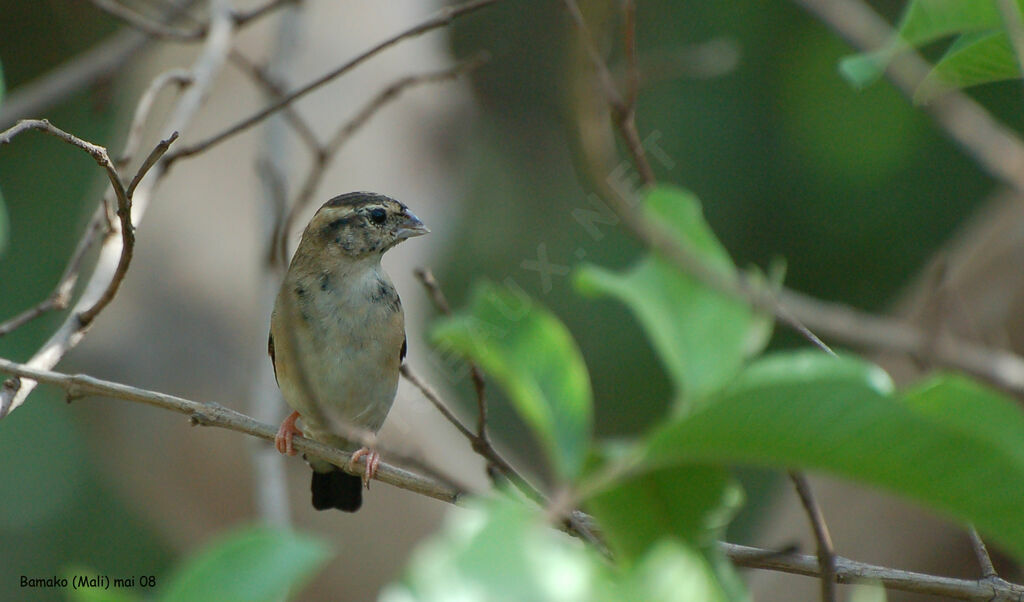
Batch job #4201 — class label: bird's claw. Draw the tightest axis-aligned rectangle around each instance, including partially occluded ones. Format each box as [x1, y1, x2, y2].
[275, 411, 303, 456]
[348, 447, 380, 489]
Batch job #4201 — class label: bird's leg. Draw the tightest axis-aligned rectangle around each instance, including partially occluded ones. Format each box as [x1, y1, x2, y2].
[275, 411, 303, 456]
[348, 447, 380, 489]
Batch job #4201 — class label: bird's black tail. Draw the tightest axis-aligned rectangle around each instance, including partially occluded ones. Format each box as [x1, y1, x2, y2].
[311, 468, 362, 512]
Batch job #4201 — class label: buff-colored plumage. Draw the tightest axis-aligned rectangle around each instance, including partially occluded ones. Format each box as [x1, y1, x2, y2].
[270, 192, 428, 511]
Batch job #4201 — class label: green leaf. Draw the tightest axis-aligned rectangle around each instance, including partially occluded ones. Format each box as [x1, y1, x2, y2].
[431, 282, 593, 480]
[915, 31, 1019, 102]
[641, 352, 1024, 563]
[575, 185, 769, 406]
[586, 464, 748, 600]
[587, 465, 742, 560]
[159, 525, 332, 602]
[381, 496, 731, 602]
[839, 0, 1004, 87]
[896, 0, 1000, 45]
[382, 496, 607, 602]
[615, 540, 733, 602]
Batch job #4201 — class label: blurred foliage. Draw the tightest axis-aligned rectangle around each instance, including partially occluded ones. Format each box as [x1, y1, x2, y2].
[840, 0, 1024, 102]
[0, 3, 174, 601]
[65, 526, 332, 602]
[442, 0, 1008, 539]
[382, 495, 735, 602]
[400, 186, 1024, 600]
[433, 283, 594, 480]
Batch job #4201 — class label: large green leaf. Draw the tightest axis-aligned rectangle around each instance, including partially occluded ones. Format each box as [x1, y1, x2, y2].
[915, 31, 1019, 102]
[575, 185, 770, 406]
[641, 351, 1024, 563]
[158, 526, 331, 602]
[381, 496, 731, 602]
[839, 0, 1009, 88]
[432, 282, 593, 480]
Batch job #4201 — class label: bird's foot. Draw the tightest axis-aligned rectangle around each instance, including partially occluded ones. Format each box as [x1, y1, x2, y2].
[275, 411, 303, 456]
[348, 447, 380, 489]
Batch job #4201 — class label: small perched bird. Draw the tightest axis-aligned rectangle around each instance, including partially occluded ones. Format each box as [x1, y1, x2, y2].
[269, 191, 428, 512]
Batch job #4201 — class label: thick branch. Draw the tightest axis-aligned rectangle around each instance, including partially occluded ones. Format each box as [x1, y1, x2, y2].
[0, 357, 460, 504]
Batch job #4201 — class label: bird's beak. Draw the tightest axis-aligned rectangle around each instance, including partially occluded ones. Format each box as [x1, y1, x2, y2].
[396, 209, 430, 240]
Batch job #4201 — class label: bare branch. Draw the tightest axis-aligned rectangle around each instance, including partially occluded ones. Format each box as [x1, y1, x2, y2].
[561, 0, 655, 186]
[789, 472, 837, 602]
[0, 357, 461, 505]
[968, 526, 998, 579]
[413, 268, 489, 440]
[0, 211, 106, 337]
[117, 68, 193, 168]
[399, 363, 603, 549]
[723, 542, 1024, 600]
[163, 0, 500, 165]
[0, 0, 234, 419]
[228, 49, 321, 154]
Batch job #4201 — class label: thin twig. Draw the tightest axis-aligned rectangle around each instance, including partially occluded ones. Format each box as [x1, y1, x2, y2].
[621, 0, 640, 114]
[79, 131, 178, 326]
[413, 268, 489, 439]
[228, 49, 321, 154]
[163, 0, 500, 165]
[399, 364, 603, 548]
[723, 542, 1024, 600]
[274, 54, 489, 264]
[0, 211, 106, 337]
[789, 472, 838, 602]
[117, 68, 193, 168]
[968, 526, 999, 579]
[399, 364, 536, 502]
[0, 0, 234, 419]
[561, 0, 655, 185]
[0, 119, 149, 330]
[0, 0, 203, 129]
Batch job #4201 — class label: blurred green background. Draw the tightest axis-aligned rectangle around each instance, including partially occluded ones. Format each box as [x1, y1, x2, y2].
[0, 0, 1013, 598]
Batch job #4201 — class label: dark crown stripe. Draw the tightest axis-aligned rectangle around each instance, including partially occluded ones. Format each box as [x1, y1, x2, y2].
[323, 191, 397, 210]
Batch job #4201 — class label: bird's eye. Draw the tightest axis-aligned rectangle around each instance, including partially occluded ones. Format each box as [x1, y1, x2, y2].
[368, 208, 387, 225]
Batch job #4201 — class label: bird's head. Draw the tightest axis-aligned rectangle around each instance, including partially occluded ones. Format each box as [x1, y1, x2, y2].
[302, 192, 429, 260]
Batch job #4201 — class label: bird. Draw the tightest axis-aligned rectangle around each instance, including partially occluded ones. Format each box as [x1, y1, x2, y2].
[269, 191, 428, 512]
